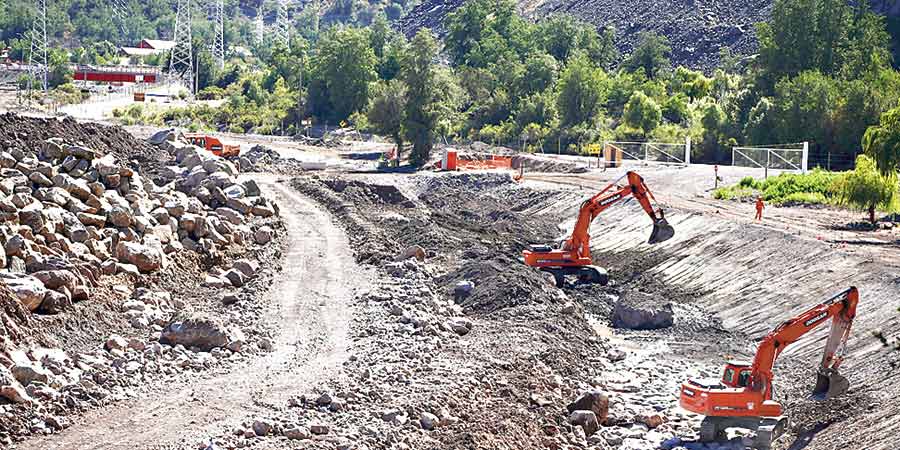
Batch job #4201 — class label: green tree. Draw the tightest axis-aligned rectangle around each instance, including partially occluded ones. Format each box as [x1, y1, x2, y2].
[840, 0, 894, 79]
[672, 66, 712, 100]
[367, 79, 407, 156]
[517, 53, 557, 97]
[661, 93, 688, 124]
[401, 29, 440, 166]
[772, 71, 839, 162]
[309, 27, 377, 123]
[556, 52, 608, 126]
[515, 90, 558, 130]
[622, 91, 661, 134]
[744, 97, 779, 145]
[837, 154, 898, 224]
[623, 32, 671, 79]
[699, 102, 728, 162]
[863, 105, 900, 176]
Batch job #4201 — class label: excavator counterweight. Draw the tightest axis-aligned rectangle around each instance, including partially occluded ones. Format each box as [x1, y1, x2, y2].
[522, 171, 672, 287]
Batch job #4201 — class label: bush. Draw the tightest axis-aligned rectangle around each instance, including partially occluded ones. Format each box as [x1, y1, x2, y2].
[738, 176, 757, 188]
[775, 192, 828, 205]
[758, 169, 842, 202]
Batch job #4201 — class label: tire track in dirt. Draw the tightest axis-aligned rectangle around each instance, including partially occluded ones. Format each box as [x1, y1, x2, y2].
[14, 176, 368, 450]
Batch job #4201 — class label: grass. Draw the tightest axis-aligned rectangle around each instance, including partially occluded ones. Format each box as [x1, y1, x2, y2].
[714, 169, 900, 214]
[713, 169, 843, 206]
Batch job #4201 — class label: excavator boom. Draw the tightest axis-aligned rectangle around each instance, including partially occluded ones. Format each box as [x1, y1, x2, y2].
[522, 171, 673, 286]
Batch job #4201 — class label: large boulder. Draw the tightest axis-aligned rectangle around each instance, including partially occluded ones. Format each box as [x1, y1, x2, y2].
[568, 410, 600, 436]
[0, 273, 47, 311]
[0, 366, 33, 405]
[567, 390, 609, 425]
[32, 270, 78, 291]
[159, 315, 238, 351]
[147, 128, 180, 146]
[116, 241, 163, 273]
[611, 294, 674, 330]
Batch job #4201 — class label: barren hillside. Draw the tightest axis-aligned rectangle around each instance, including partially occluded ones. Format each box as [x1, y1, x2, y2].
[400, 0, 900, 70]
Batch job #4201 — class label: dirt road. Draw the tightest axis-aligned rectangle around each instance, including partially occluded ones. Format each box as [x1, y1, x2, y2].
[15, 176, 368, 450]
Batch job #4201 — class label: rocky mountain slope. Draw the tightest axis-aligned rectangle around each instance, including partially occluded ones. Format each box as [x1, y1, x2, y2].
[400, 0, 900, 70]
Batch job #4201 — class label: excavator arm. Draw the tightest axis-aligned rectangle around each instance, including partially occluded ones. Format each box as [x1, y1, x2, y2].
[523, 171, 674, 277]
[750, 286, 859, 401]
[565, 171, 672, 255]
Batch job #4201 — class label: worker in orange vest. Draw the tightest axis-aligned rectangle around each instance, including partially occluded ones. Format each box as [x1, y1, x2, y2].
[755, 196, 765, 221]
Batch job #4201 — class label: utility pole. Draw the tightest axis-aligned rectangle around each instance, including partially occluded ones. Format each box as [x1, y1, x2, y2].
[27, 0, 49, 97]
[170, 0, 194, 95]
[211, 0, 225, 69]
[275, 0, 290, 49]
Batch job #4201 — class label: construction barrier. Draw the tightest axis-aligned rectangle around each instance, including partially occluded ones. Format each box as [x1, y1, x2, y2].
[437, 149, 513, 171]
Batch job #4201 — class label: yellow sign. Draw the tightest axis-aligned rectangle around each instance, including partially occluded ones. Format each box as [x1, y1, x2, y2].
[585, 143, 602, 155]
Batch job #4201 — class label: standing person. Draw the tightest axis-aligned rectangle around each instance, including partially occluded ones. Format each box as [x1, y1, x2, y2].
[755, 196, 765, 221]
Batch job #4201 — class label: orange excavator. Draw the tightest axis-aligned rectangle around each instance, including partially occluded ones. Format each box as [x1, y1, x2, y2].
[679, 287, 860, 449]
[522, 171, 674, 287]
[185, 133, 241, 157]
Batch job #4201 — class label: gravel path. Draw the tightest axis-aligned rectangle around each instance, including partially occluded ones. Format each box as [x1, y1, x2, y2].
[14, 176, 369, 450]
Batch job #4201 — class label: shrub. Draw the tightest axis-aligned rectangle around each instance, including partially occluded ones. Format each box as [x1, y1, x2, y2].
[738, 176, 756, 188]
[835, 154, 898, 224]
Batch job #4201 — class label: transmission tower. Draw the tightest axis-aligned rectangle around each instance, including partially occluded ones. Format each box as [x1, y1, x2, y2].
[111, 0, 130, 39]
[169, 0, 194, 94]
[275, 0, 290, 49]
[27, 0, 49, 94]
[211, 0, 225, 69]
[255, 4, 266, 46]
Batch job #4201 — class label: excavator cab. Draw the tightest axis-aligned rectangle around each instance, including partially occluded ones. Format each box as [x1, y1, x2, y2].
[721, 361, 753, 388]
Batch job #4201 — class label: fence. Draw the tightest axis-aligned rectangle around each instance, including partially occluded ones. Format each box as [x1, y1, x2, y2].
[601, 137, 692, 166]
[731, 142, 808, 177]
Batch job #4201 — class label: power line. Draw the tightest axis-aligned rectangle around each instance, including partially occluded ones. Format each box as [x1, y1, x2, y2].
[170, 0, 194, 94]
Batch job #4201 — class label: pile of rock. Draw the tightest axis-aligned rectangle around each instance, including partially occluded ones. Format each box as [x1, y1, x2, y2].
[0, 135, 278, 315]
[231, 144, 307, 174]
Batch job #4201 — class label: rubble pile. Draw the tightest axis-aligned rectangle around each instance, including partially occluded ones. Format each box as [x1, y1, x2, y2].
[232, 144, 307, 174]
[0, 118, 286, 444]
[0, 133, 276, 317]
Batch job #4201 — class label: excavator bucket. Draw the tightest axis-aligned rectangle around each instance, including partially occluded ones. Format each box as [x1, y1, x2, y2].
[648, 218, 675, 244]
[813, 368, 850, 400]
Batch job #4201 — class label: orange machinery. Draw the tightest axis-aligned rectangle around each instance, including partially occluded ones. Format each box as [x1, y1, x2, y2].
[438, 149, 513, 171]
[185, 133, 241, 157]
[680, 287, 859, 449]
[522, 171, 674, 287]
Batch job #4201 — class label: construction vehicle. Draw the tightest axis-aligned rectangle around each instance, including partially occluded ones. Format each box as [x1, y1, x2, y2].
[185, 133, 240, 157]
[679, 286, 860, 449]
[522, 171, 674, 287]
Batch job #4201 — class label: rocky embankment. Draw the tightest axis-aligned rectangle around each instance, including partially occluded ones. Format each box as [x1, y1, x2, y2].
[0, 116, 283, 445]
[400, 0, 900, 71]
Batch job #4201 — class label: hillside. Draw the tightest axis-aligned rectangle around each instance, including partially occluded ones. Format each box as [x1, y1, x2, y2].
[400, 0, 900, 70]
